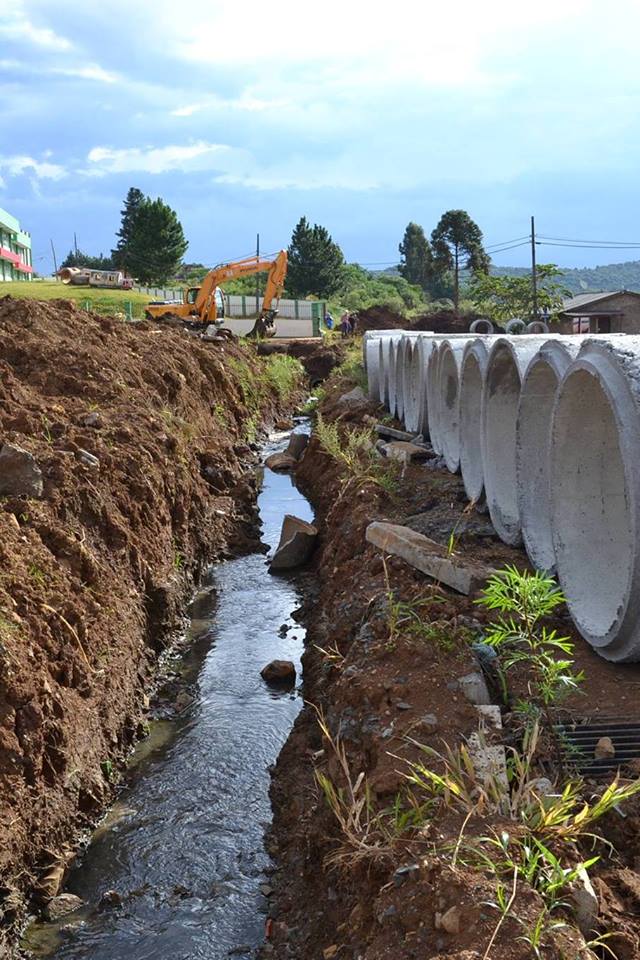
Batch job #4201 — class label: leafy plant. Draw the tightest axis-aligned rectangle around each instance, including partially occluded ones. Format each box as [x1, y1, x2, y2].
[315, 414, 398, 496]
[476, 566, 584, 724]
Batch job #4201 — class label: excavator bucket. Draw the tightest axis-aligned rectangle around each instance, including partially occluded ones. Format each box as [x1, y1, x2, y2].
[247, 310, 277, 339]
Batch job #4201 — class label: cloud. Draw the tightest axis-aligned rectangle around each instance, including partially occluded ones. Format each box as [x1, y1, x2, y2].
[0, 154, 66, 180]
[1, 1, 72, 51]
[170, 94, 288, 117]
[85, 141, 237, 175]
[52, 63, 119, 83]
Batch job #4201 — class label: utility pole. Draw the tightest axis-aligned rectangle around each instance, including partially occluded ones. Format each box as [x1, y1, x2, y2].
[255, 233, 260, 315]
[530, 215, 538, 319]
[50, 239, 58, 278]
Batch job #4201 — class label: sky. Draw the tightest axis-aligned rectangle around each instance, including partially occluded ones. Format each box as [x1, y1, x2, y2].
[2, 0, 640, 276]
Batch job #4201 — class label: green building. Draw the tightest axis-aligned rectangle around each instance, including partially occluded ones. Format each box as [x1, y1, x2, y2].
[0, 207, 32, 281]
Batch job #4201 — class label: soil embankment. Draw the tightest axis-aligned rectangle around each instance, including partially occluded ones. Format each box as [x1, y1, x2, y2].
[265, 360, 640, 960]
[0, 296, 303, 952]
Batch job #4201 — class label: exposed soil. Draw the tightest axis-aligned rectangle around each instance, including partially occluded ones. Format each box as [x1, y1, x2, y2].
[263, 360, 640, 960]
[257, 338, 346, 386]
[0, 296, 306, 954]
[353, 306, 486, 336]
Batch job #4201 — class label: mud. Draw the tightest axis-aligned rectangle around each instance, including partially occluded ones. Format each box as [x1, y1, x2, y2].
[264, 361, 640, 960]
[0, 296, 304, 953]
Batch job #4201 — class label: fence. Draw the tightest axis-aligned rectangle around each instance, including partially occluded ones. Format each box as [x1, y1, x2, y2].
[223, 295, 326, 324]
[133, 285, 182, 300]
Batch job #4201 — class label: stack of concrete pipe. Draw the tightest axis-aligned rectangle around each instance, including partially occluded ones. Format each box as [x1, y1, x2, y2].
[362, 329, 640, 662]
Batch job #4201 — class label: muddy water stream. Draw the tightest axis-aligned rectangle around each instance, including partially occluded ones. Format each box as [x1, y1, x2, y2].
[24, 426, 313, 960]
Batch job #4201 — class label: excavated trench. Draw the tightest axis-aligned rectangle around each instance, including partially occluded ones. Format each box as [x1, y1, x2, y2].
[22, 426, 313, 960]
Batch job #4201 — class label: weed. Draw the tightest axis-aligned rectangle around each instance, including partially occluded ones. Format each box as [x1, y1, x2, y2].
[476, 566, 584, 726]
[335, 343, 368, 392]
[173, 549, 184, 571]
[101, 759, 114, 781]
[28, 563, 46, 585]
[41, 418, 54, 445]
[313, 641, 345, 668]
[516, 909, 567, 959]
[315, 414, 398, 496]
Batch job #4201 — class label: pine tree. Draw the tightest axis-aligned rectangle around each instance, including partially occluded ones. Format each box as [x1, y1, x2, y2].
[431, 210, 490, 314]
[286, 216, 344, 298]
[398, 222, 434, 291]
[111, 187, 145, 273]
[124, 197, 188, 284]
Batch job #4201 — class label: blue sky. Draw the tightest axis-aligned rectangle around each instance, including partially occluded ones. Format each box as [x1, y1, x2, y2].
[2, 0, 640, 275]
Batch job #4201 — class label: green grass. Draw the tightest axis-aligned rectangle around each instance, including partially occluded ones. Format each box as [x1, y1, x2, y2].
[1, 280, 155, 318]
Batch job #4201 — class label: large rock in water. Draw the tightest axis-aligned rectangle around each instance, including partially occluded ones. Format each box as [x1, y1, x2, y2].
[0, 443, 43, 497]
[260, 660, 296, 686]
[45, 893, 84, 921]
[269, 515, 318, 571]
[285, 431, 309, 461]
[264, 452, 297, 472]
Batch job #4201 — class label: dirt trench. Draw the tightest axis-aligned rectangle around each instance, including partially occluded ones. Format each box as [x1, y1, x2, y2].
[0, 296, 305, 953]
[263, 364, 640, 960]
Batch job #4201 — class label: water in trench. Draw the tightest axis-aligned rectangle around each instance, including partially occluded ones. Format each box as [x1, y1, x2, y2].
[24, 425, 313, 960]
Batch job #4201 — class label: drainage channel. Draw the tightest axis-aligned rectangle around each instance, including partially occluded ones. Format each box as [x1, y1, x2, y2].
[23, 424, 313, 960]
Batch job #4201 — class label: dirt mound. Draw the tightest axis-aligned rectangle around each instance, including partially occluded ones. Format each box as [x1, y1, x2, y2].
[411, 310, 481, 333]
[0, 295, 300, 951]
[354, 306, 406, 332]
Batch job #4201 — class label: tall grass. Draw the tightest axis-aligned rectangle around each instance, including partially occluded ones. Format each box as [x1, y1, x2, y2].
[315, 414, 398, 495]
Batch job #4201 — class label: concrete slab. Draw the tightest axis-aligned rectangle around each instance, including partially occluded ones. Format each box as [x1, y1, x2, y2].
[365, 521, 498, 595]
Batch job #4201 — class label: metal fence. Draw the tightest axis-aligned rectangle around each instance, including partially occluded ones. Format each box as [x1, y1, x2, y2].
[223, 295, 326, 322]
[133, 285, 183, 300]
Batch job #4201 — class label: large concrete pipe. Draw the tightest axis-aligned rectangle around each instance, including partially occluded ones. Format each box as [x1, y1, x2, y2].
[378, 334, 404, 409]
[403, 333, 434, 434]
[426, 341, 444, 453]
[394, 332, 425, 425]
[459, 338, 494, 502]
[550, 336, 640, 662]
[362, 330, 399, 399]
[438, 337, 480, 473]
[516, 339, 581, 571]
[481, 337, 556, 545]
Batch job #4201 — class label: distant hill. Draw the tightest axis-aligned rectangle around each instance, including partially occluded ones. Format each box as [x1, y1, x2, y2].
[493, 260, 640, 294]
[380, 260, 640, 295]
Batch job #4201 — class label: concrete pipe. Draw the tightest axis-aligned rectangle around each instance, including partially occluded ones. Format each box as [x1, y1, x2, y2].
[459, 338, 494, 502]
[481, 337, 555, 545]
[526, 320, 550, 334]
[403, 333, 434, 434]
[438, 338, 480, 473]
[550, 336, 640, 661]
[470, 318, 494, 334]
[505, 318, 527, 335]
[426, 341, 444, 453]
[516, 339, 581, 572]
[378, 334, 404, 409]
[394, 332, 425, 426]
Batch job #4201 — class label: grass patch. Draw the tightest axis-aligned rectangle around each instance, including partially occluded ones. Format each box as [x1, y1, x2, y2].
[227, 352, 304, 441]
[1, 280, 153, 318]
[334, 341, 368, 391]
[315, 414, 398, 496]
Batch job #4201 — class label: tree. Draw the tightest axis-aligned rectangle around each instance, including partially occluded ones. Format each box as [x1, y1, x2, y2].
[120, 196, 188, 284]
[398, 222, 434, 291]
[469, 264, 569, 325]
[286, 216, 344, 298]
[111, 187, 145, 273]
[431, 210, 490, 314]
[60, 249, 114, 270]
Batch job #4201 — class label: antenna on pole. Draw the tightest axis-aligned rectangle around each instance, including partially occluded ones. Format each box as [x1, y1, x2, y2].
[531, 215, 538, 320]
[50, 239, 58, 278]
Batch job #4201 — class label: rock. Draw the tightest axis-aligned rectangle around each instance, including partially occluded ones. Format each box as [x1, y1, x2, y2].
[570, 866, 599, 937]
[285, 432, 309, 461]
[396, 701, 411, 711]
[0, 443, 43, 498]
[259, 883, 273, 896]
[457, 672, 492, 706]
[337, 386, 367, 405]
[269, 515, 318, 571]
[382, 441, 432, 464]
[261, 660, 296, 686]
[173, 691, 193, 713]
[530, 777, 554, 798]
[99, 889, 122, 909]
[323, 947, 339, 959]
[394, 863, 420, 886]
[77, 448, 100, 468]
[419, 713, 439, 734]
[275, 418, 293, 431]
[437, 905, 461, 935]
[45, 893, 84, 921]
[594, 736, 615, 760]
[83, 412, 102, 428]
[366, 522, 498, 596]
[264, 452, 297, 472]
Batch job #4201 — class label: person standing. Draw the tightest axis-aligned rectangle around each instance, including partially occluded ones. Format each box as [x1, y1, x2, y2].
[340, 311, 352, 337]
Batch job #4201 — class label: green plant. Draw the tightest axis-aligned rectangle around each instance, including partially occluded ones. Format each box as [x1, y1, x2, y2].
[41, 418, 54, 445]
[28, 563, 46, 585]
[101, 759, 114, 781]
[173, 549, 184, 571]
[476, 566, 584, 724]
[315, 414, 398, 496]
[334, 343, 368, 392]
[516, 909, 567, 960]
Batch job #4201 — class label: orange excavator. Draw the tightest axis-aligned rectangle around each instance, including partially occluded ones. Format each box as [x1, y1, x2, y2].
[145, 249, 288, 338]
